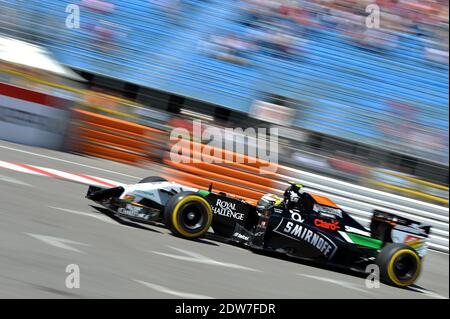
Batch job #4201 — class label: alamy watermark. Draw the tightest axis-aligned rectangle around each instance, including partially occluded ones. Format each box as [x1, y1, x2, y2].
[65, 4, 80, 29]
[65, 4, 381, 30]
[365, 4, 380, 29]
[169, 120, 278, 174]
[65, 264, 80, 289]
[365, 264, 380, 289]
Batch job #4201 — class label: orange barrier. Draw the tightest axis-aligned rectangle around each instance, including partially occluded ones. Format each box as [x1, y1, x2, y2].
[164, 140, 281, 202]
[69, 112, 284, 202]
[163, 159, 277, 195]
[189, 151, 285, 189]
[172, 140, 277, 170]
[68, 109, 164, 165]
[162, 167, 258, 205]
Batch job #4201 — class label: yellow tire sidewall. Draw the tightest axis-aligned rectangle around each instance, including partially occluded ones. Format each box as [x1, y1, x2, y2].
[171, 195, 213, 238]
[387, 249, 421, 287]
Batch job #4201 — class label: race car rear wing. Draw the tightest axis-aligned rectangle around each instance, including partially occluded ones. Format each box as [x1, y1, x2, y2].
[370, 209, 431, 257]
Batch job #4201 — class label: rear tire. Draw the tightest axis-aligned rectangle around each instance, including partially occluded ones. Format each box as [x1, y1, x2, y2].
[164, 191, 213, 239]
[138, 176, 168, 183]
[376, 243, 422, 287]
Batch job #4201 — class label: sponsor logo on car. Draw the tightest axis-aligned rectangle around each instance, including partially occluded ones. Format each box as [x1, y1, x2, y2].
[404, 235, 425, 249]
[213, 198, 244, 221]
[274, 219, 337, 259]
[314, 218, 340, 231]
[289, 209, 304, 223]
[118, 204, 150, 220]
[233, 232, 250, 241]
[273, 208, 284, 214]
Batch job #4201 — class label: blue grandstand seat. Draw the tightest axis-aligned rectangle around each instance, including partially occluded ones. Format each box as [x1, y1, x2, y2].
[7, 0, 447, 160]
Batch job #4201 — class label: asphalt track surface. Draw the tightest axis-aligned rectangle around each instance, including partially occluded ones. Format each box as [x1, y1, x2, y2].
[0, 140, 448, 299]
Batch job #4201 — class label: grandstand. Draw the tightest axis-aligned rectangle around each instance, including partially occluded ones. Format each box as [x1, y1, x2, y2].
[0, 0, 448, 173]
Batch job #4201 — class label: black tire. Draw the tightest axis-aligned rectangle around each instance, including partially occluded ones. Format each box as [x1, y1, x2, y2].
[163, 191, 213, 239]
[138, 176, 168, 184]
[376, 243, 422, 287]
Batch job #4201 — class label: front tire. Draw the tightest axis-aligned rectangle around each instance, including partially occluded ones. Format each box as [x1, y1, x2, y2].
[138, 176, 168, 183]
[163, 191, 213, 239]
[376, 243, 422, 287]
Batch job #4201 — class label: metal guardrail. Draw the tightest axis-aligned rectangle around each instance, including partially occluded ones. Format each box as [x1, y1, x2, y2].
[276, 165, 449, 253]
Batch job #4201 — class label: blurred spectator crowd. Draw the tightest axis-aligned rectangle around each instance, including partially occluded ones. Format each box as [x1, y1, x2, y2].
[0, 0, 447, 63]
[204, 0, 449, 64]
[0, 0, 448, 192]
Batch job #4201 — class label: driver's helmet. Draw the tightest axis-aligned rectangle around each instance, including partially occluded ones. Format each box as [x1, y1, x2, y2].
[284, 182, 304, 208]
[257, 193, 283, 211]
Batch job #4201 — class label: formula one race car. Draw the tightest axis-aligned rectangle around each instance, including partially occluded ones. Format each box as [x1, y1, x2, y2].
[86, 177, 431, 288]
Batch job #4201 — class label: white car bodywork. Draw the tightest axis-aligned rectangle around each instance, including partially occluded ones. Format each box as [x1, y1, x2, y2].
[119, 181, 198, 206]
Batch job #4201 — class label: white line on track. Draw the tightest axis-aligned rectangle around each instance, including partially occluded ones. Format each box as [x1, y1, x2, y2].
[0, 144, 140, 179]
[0, 160, 44, 175]
[297, 273, 372, 294]
[407, 286, 448, 299]
[151, 246, 261, 272]
[134, 280, 214, 299]
[49, 207, 121, 226]
[0, 174, 33, 187]
[25, 233, 90, 253]
[34, 167, 116, 187]
[0, 160, 122, 187]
